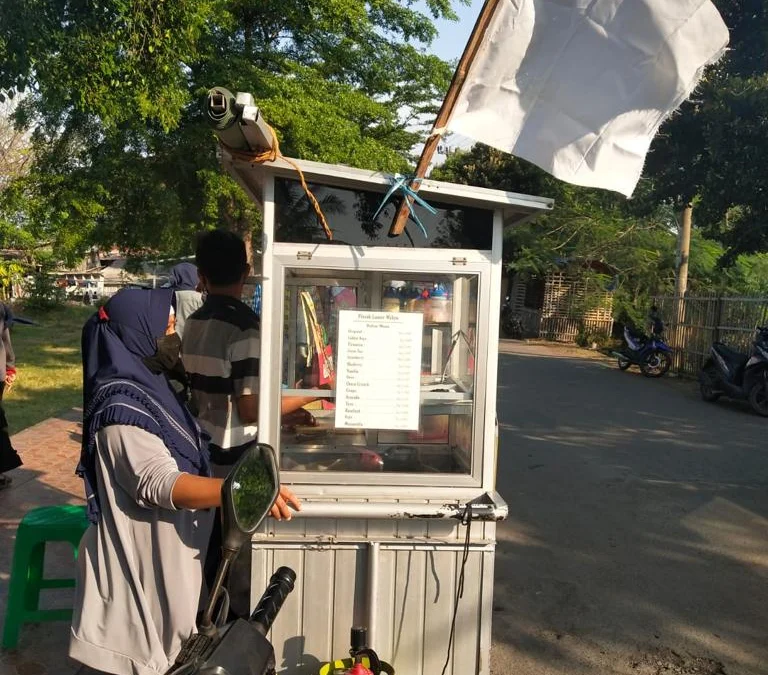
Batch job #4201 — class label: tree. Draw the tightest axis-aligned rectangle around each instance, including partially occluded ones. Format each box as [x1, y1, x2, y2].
[434, 146, 738, 327]
[0, 0, 461, 260]
[640, 0, 768, 260]
[0, 102, 31, 186]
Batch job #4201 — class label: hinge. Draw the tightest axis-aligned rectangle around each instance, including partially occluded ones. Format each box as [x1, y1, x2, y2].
[452, 257, 467, 266]
[296, 251, 313, 261]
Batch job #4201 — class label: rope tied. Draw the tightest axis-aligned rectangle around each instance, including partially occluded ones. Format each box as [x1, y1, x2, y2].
[220, 125, 333, 241]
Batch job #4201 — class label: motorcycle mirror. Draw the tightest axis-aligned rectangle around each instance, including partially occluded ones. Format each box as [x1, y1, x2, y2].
[222, 442, 280, 552]
[199, 443, 280, 636]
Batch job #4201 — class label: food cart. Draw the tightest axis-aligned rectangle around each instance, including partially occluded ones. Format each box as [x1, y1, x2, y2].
[214, 115, 553, 674]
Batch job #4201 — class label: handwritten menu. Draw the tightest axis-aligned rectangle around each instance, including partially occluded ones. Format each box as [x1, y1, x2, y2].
[335, 310, 423, 430]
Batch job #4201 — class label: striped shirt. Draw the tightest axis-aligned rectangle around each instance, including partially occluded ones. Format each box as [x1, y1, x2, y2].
[181, 295, 260, 466]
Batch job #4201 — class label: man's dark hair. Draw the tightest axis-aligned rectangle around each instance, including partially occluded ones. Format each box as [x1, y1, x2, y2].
[195, 229, 248, 286]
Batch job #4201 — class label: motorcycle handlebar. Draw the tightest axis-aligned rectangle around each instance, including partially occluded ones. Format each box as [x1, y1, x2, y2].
[249, 567, 296, 635]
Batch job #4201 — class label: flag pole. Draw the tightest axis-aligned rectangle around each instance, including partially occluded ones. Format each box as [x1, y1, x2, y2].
[388, 0, 502, 237]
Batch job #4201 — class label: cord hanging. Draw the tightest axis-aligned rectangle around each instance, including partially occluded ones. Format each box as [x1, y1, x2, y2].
[441, 505, 473, 675]
[220, 125, 333, 241]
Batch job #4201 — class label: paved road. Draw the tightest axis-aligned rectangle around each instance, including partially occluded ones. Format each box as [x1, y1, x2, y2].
[491, 343, 768, 675]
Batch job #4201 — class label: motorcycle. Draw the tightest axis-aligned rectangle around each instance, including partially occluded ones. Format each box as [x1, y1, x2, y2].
[169, 442, 386, 675]
[612, 325, 672, 377]
[500, 296, 524, 339]
[699, 326, 768, 416]
[168, 443, 298, 675]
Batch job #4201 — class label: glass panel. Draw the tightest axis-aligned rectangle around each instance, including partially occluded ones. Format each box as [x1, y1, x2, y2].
[274, 178, 494, 250]
[280, 269, 479, 474]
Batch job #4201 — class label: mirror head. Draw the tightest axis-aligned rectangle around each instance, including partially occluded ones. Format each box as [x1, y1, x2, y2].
[222, 442, 280, 553]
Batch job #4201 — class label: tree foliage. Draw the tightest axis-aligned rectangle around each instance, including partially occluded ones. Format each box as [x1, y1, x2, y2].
[641, 0, 768, 259]
[0, 0, 460, 261]
[435, 144, 766, 327]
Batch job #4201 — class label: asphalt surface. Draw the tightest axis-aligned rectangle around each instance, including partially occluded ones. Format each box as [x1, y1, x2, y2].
[491, 343, 768, 675]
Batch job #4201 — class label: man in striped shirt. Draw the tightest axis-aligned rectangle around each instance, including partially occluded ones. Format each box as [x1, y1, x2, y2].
[182, 230, 313, 601]
[182, 229, 308, 505]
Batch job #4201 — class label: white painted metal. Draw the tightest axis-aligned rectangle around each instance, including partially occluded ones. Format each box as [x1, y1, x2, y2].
[257, 175, 279, 447]
[219, 153, 554, 221]
[367, 542, 380, 648]
[250, 542, 495, 675]
[482, 212, 504, 490]
[286, 497, 508, 521]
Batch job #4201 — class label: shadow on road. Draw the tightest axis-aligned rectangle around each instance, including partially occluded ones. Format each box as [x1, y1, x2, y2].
[492, 351, 768, 675]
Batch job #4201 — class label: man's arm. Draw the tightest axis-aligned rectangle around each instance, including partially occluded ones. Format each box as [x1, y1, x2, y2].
[237, 393, 327, 423]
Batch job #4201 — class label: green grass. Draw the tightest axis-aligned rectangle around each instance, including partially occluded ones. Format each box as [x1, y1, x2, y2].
[5, 304, 94, 433]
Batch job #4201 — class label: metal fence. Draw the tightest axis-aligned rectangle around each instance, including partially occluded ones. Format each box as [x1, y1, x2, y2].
[654, 295, 768, 376]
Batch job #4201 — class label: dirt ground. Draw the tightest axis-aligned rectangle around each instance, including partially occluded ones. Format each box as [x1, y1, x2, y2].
[492, 342, 768, 675]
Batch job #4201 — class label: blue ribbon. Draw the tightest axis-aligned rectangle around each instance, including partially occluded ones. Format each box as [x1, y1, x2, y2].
[372, 174, 437, 238]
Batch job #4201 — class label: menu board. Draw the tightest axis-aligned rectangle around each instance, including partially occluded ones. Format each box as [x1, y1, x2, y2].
[335, 310, 423, 430]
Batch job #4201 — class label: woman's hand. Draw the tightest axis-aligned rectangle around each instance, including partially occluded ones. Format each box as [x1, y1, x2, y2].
[270, 484, 301, 521]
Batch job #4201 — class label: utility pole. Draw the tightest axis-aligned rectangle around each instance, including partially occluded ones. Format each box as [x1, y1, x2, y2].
[674, 202, 692, 300]
[672, 202, 693, 350]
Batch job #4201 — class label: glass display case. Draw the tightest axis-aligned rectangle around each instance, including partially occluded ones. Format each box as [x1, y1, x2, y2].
[279, 269, 479, 474]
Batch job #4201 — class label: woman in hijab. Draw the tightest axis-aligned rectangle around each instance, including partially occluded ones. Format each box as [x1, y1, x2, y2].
[168, 262, 203, 339]
[71, 288, 224, 675]
[0, 302, 21, 488]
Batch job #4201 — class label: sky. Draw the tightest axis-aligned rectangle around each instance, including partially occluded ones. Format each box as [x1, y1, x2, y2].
[410, 0, 485, 163]
[428, 0, 484, 62]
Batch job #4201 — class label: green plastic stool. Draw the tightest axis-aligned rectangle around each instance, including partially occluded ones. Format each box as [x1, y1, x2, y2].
[2, 504, 89, 649]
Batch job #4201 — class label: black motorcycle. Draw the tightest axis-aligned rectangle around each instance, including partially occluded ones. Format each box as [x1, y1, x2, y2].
[699, 326, 768, 416]
[500, 296, 524, 339]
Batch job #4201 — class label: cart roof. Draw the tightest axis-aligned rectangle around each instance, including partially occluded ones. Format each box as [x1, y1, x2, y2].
[220, 151, 554, 227]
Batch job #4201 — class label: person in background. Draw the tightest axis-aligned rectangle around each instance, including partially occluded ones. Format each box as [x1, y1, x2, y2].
[167, 262, 204, 339]
[0, 303, 20, 489]
[71, 288, 225, 675]
[181, 229, 311, 606]
[648, 304, 665, 337]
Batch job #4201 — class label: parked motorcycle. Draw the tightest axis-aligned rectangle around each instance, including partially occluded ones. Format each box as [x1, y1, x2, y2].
[500, 296, 524, 339]
[612, 325, 672, 377]
[699, 326, 768, 416]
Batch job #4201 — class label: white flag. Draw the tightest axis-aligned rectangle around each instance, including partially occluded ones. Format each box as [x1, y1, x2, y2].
[446, 0, 729, 197]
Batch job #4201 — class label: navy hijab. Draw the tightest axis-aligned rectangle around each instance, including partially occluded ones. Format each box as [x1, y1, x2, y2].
[78, 288, 210, 523]
[168, 263, 198, 291]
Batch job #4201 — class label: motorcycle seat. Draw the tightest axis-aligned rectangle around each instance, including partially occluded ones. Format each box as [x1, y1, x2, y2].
[712, 342, 749, 372]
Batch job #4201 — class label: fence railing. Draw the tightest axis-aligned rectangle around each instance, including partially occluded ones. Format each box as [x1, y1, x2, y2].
[653, 295, 768, 376]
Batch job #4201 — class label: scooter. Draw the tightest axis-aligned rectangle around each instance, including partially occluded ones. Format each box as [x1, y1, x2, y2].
[699, 326, 768, 416]
[612, 325, 672, 377]
[500, 296, 524, 339]
[168, 443, 297, 675]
